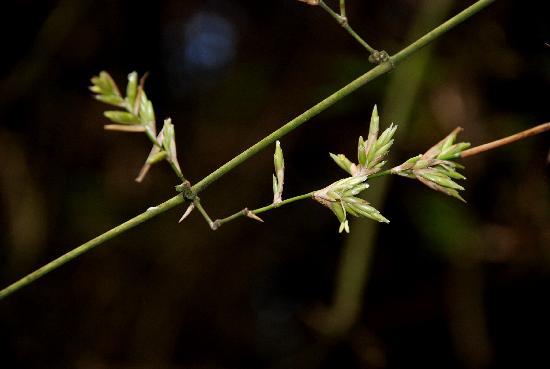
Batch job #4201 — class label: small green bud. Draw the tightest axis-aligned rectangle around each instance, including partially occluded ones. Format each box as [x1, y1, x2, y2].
[436, 166, 466, 180]
[95, 94, 125, 107]
[138, 90, 155, 124]
[342, 183, 369, 197]
[358, 136, 367, 166]
[406, 155, 422, 164]
[272, 141, 285, 204]
[447, 189, 467, 203]
[367, 211, 390, 224]
[100, 71, 118, 93]
[343, 203, 360, 217]
[91, 71, 119, 95]
[274, 141, 284, 175]
[330, 153, 354, 175]
[345, 198, 389, 223]
[419, 170, 465, 191]
[272, 174, 278, 197]
[160, 118, 183, 176]
[377, 123, 397, 148]
[333, 175, 368, 193]
[104, 111, 140, 124]
[331, 202, 347, 223]
[369, 105, 379, 139]
[441, 132, 456, 152]
[126, 72, 138, 109]
[373, 140, 393, 162]
[438, 142, 471, 160]
[162, 119, 175, 151]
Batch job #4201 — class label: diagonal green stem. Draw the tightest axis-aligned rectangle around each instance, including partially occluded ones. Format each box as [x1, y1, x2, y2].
[192, 0, 496, 193]
[0, 195, 184, 300]
[0, 0, 496, 300]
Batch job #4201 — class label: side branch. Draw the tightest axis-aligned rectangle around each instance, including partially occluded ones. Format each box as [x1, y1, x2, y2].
[215, 192, 315, 228]
[318, 0, 378, 55]
[460, 122, 550, 158]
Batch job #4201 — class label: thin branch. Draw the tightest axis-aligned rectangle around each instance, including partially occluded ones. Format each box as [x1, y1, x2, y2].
[215, 192, 315, 228]
[0, 0, 497, 300]
[215, 169, 394, 228]
[208, 118, 550, 229]
[193, 198, 218, 230]
[318, 0, 377, 55]
[460, 122, 550, 158]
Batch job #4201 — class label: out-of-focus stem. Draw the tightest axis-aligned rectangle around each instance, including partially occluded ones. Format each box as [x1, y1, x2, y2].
[460, 122, 550, 158]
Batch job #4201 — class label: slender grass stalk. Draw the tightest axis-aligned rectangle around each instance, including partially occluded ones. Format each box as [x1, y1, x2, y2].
[215, 192, 316, 227]
[0, 195, 183, 300]
[0, 0, 497, 300]
[193, 198, 217, 230]
[318, 0, 377, 55]
[460, 122, 550, 158]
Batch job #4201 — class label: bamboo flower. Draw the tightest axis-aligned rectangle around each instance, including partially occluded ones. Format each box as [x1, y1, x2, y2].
[330, 105, 397, 177]
[314, 175, 389, 233]
[391, 127, 470, 202]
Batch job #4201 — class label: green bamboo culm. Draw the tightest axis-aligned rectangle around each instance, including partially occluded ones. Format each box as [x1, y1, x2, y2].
[0, 0, 496, 301]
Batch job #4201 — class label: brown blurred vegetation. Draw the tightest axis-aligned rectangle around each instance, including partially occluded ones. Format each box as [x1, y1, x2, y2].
[0, 0, 549, 368]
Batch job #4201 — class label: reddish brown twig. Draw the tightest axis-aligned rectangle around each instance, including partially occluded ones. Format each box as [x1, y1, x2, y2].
[460, 122, 550, 158]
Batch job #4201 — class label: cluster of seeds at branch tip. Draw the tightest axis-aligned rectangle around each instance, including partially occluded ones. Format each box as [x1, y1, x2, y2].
[90, 71, 183, 183]
[90, 71, 155, 135]
[90, 71, 188, 218]
[391, 127, 470, 202]
[314, 175, 389, 233]
[330, 105, 397, 177]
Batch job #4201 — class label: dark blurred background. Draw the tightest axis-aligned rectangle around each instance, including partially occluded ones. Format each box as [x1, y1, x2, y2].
[0, 0, 549, 368]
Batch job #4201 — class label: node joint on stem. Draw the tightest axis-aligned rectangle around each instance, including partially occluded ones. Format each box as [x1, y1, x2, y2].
[175, 180, 195, 200]
[175, 181, 218, 230]
[318, 0, 389, 65]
